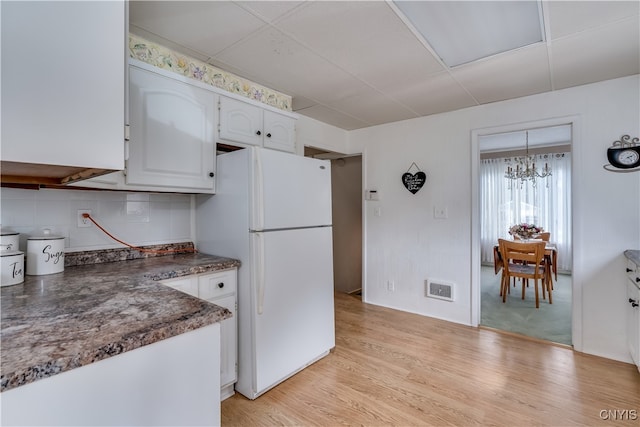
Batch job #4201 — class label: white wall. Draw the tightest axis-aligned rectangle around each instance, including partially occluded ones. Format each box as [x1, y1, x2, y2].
[350, 75, 640, 363]
[296, 115, 349, 155]
[0, 188, 193, 252]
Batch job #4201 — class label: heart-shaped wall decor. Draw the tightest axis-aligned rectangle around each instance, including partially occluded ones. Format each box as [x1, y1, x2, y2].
[402, 171, 426, 194]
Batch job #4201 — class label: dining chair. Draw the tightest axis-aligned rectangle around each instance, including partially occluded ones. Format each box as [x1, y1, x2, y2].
[537, 232, 551, 241]
[498, 239, 549, 308]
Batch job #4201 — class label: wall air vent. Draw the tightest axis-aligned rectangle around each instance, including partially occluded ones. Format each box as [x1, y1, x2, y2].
[425, 279, 454, 302]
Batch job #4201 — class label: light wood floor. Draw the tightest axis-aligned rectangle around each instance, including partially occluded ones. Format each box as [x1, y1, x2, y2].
[222, 292, 640, 426]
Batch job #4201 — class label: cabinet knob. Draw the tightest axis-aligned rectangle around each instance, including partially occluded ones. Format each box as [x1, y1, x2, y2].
[266, 133, 272, 138]
[209, 172, 215, 178]
[633, 302, 639, 308]
[636, 277, 640, 283]
[630, 298, 637, 304]
[256, 130, 261, 136]
[627, 268, 633, 272]
[218, 282, 224, 288]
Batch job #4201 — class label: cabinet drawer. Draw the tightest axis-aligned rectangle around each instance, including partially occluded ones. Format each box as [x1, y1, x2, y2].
[161, 276, 198, 297]
[199, 270, 237, 300]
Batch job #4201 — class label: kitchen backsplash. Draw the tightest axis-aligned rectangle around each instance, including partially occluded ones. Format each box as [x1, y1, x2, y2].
[0, 188, 193, 253]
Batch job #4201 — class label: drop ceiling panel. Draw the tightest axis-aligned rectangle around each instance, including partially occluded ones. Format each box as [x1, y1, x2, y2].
[214, 27, 371, 105]
[386, 72, 478, 117]
[291, 96, 317, 111]
[129, 26, 211, 63]
[237, 1, 307, 23]
[452, 44, 552, 104]
[551, 16, 640, 89]
[275, 1, 443, 90]
[325, 88, 418, 125]
[547, 0, 640, 40]
[393, 0, 544, 67]
[295, 104, 371, 131]
[129, 1, 266, 57]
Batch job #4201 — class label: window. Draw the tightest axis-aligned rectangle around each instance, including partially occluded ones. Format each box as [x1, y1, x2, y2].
[480, 152, 572, 272]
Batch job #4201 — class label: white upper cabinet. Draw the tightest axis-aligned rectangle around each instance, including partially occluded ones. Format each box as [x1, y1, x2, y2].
[1, 1, 125, 173]
[219, 96, 296, 153]
[127, 65, 217, 192]
[219, 97, 264, 146]
[263, 110, 296, 153]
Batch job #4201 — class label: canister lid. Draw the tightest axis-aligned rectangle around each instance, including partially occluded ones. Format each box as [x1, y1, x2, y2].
[1, 250, 23, 257]
[1, 229, 19, 236]
[27, 229, 64, 241]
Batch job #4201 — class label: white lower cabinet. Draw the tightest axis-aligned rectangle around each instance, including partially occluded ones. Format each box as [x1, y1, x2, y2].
[626, 259, 640, 372]
[2, 324, 221, 426]
[161, 268, 237, 400]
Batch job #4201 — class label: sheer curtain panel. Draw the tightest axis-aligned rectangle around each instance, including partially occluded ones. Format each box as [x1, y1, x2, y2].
[480, 152, 572, 272]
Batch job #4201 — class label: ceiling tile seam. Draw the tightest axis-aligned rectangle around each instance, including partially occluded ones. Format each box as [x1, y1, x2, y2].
[207, 1, 313, 61]
[548, 13, 640, 42]
[384, 0, 481, 107]
[541, 0, 556, 91]
[234, 0, 312, 26]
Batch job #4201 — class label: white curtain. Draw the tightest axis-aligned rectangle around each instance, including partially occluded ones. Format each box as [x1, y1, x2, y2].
[480, 152, 572, 272]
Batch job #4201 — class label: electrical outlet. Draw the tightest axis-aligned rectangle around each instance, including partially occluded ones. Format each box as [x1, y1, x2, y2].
[387, 280, 395, 292]
[77, 209, 92, 228]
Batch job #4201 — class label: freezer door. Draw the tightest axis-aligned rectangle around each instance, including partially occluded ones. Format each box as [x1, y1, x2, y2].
[252, 147, 332, 230]
[251, 227, 335, 396]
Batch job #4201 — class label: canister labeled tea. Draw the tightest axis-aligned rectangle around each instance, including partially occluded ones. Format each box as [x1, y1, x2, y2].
[1, 250, 24, 286]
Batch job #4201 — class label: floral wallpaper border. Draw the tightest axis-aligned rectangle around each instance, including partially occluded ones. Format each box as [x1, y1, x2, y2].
[129, 34, 292, 112]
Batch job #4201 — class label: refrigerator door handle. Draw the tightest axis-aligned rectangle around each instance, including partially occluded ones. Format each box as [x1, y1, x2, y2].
[252, 147, 265, 231]
[254, 232, 266, 315]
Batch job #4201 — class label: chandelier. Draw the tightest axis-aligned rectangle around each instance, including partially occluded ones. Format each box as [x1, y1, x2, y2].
[505, 131, 552, 188]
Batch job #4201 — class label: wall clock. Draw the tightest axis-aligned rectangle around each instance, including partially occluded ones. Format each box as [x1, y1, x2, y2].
[604, 135, 640, 172]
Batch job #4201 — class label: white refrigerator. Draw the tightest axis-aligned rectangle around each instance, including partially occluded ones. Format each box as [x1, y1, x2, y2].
[196, 146, 335, 400]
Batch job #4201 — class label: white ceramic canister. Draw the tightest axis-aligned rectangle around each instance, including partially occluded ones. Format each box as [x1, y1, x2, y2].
[1, 250, 25, 286]
[1, 230, 20, 252]
[26, 229, 65, 275]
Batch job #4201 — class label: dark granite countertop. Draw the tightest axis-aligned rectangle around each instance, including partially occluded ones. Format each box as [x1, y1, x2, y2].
[624, 250, 640, 265]
[0, 251, 240, 393]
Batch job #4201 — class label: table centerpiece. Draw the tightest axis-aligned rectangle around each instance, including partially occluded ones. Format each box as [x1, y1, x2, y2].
[508, 223, 543, 240]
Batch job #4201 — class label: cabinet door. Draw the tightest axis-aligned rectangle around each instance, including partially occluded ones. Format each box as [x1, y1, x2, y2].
[263, 110, 296, 153]
[198, 269, 237, 389]
[219, 97, 263, 146]
[128, 66, 216, 192]
[627, 280, 640, 368]
[210, 295, 237, 388]
[1, 1, 125, 170]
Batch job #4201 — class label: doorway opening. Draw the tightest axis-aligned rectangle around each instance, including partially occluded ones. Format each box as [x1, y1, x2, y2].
[304, 148, 363, 299]
[476, 124, 573, 346]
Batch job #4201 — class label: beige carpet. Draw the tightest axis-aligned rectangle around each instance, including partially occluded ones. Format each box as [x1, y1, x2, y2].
[481, 265, 572, 345]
